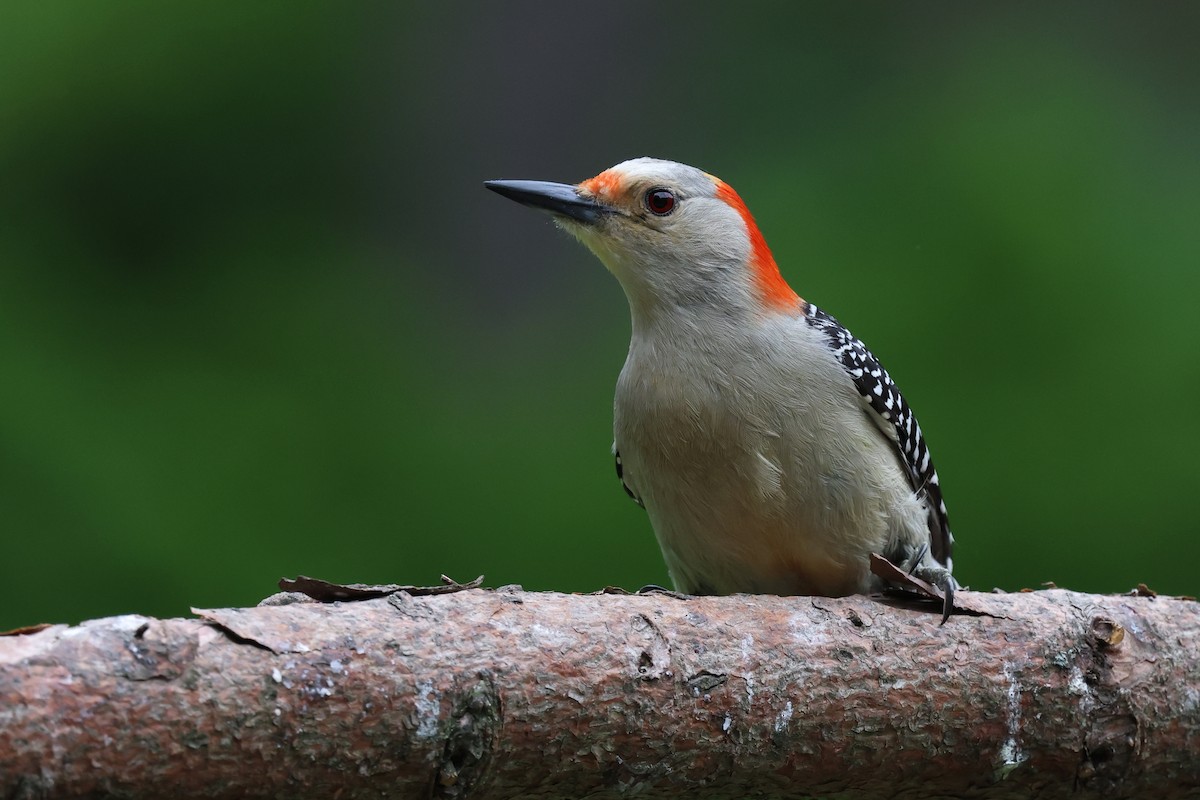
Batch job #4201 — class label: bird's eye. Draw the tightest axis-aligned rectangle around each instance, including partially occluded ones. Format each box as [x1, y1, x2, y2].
[645, 188, 677, 216]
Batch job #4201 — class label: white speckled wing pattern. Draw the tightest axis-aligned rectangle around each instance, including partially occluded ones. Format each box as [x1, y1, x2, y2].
[804, 303, 954, 567]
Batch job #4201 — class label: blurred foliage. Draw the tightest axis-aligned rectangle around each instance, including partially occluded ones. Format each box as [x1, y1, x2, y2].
[1, 3, 1197, 630]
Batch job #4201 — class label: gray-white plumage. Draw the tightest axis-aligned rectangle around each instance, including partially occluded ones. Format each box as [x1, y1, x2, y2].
[485, 157, 957, 618]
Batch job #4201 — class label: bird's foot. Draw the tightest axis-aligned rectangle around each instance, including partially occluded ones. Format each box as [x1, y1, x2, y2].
[870, 551, 958, 625]
[909, 562, 958, 625]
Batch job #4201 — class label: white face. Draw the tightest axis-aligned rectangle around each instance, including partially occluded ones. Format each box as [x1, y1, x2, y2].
[560, 158, 757, 318]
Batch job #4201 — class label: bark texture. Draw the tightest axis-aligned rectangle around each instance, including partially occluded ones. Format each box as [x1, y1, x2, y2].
[1, 587, 1198, 799]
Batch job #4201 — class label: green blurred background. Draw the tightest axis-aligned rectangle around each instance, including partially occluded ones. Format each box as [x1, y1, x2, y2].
[2, 3, 1198, 630]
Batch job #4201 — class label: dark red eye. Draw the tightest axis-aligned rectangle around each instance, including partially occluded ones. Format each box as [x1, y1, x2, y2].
[645, 188, 676, 216]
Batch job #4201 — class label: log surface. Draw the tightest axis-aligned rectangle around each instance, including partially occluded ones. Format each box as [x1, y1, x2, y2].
[1, 588, 1198, 799]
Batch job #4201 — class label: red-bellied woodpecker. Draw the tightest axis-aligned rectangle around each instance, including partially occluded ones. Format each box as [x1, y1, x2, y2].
[485, 157, 957, 621]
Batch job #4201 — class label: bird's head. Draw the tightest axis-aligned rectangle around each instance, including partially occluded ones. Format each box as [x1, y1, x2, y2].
[486, 158, 800, 326]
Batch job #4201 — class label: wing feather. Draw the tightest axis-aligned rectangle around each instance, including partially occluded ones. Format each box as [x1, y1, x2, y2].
[805, 304, 954, 567]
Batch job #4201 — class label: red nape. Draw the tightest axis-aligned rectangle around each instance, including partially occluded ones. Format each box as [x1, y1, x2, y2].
[714, 180, 801, 311]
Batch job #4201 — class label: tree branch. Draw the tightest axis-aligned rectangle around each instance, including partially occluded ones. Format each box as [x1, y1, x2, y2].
[2, 587, 1197, 798]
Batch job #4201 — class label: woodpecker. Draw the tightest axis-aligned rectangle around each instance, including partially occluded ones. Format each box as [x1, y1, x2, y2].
[485, 158, 957, 621]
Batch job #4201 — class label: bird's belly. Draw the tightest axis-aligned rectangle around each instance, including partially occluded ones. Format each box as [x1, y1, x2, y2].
[654, 503, 870, 597]
[615, 372, 921, 597]
[634, 455, 874, 597]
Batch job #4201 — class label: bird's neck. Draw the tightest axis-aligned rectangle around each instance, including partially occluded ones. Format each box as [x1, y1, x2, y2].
[623, 289, 756, 352]
[622, 272, 803, 345]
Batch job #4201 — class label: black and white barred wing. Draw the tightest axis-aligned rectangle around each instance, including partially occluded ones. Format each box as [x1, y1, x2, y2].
[805, 304, 954, 567]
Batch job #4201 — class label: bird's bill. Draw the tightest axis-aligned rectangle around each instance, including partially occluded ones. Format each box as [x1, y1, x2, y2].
[484, 179, 612, 224]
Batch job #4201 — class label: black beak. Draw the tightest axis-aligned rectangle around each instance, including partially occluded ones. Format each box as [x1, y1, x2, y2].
[484, 179, 612, 224]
